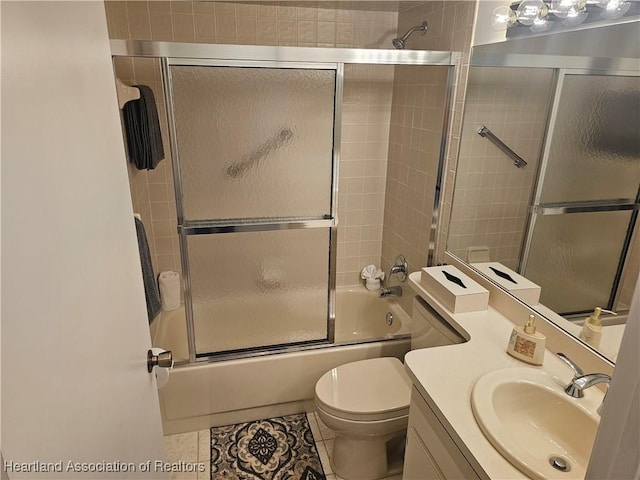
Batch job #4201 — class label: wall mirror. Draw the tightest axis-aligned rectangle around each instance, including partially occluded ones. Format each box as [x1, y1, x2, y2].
[446, 20, 640, 363]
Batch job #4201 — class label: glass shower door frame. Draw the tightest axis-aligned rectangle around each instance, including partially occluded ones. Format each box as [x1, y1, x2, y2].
[163, 58, 343, 363]
[520, 68, 640, 313]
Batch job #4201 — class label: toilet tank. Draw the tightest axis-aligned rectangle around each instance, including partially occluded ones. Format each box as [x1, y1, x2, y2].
[411, 296, 465, 349]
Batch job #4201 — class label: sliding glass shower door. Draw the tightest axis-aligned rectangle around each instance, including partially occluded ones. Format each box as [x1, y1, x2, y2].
[167, 61, 339, 358]
[523, 72, 640, 315]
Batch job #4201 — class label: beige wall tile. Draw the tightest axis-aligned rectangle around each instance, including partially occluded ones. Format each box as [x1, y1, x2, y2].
[297, 20, 317, 42]
[237, 16, 257, 42]
[104, 1, 129, 39]
[214, 2, 236, 17]
[194, 15, 215, 43]
[277, 19, 296, 42]
[150, 11, 174, 41]
[216, 15, 237, 39]
[126, 1, 151, 40]
[236, 3, 257, 17]
[172, 13, 195, 42]
[257, 18, 277, 45]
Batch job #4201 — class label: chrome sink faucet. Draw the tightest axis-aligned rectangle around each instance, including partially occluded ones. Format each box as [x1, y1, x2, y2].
[557, 353, 611, 414]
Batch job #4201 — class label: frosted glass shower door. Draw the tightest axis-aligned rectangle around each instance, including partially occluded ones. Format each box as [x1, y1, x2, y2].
[168, 62, 338, 357]
[523, 73, 640, 314]
[171, 65, 335, 221]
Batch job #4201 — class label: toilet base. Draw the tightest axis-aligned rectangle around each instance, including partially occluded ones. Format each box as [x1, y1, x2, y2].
[330, 431, 405, 480]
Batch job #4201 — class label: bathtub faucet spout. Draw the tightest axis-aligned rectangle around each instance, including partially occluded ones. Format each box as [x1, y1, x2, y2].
[379, 285, 403, 298]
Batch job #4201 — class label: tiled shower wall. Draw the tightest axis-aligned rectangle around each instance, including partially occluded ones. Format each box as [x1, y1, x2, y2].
[337, 65, 395, 286]
[106, 1, 399, 286]
[382, 64, 448, 314]
[382, 1, 476, 314]
[447, 67, 555, 269]
[105, 1, 398, 48]
[114, 56, 180, 275]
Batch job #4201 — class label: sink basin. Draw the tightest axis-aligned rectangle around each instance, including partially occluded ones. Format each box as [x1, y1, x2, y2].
[471, 368, 601, 480]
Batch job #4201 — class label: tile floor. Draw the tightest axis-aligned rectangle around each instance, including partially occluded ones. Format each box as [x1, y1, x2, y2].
[163, 412, 403, 480]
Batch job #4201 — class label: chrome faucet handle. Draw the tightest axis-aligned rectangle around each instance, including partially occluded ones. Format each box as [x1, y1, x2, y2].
[556, 352, 585, 377]
[557, 353, 586, 398]
[389, 255, 408, 282]
[556, 353, 611, 404]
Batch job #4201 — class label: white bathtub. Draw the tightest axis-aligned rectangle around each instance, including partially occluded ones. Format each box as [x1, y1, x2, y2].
[152, 287, 412, 434]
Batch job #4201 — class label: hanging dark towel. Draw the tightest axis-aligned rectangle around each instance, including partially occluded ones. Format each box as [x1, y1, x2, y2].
[123, 85, 165, 170]
[134, 217, 162, 324]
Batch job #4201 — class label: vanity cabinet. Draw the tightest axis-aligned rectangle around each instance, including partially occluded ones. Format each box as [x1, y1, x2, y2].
[403, 387, 483, 480]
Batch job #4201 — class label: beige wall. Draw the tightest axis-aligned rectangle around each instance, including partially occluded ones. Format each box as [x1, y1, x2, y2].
[114, 56, 179, 276]
[392, 1, 478, 266]
[338, 64, 395, 286]
[383, 1, 476, 313]
[382, 64, 448, 313]
[105, 1, 398, 47]
[448, 66, 555, 269]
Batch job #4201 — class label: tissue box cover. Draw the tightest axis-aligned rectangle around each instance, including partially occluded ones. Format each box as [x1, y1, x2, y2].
[471, 262, 541, 305]
[420, 265, 489, 313]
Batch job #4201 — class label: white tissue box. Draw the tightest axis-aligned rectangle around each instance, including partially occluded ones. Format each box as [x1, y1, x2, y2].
[471, 262, 541, 305]
[420, 265, 489, 313]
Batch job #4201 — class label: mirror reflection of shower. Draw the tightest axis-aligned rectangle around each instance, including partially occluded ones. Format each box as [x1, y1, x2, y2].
[392, 21, 428, 49]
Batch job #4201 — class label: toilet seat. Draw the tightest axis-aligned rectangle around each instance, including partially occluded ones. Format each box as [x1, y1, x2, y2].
[315, 357, 411, 422]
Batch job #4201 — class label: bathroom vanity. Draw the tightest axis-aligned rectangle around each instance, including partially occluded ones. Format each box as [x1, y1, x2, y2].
[404, 387, 482, 479]
[402, 271, 609, 480]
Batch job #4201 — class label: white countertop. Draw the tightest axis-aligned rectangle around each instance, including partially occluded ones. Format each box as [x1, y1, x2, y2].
[405, 272, 604, 480]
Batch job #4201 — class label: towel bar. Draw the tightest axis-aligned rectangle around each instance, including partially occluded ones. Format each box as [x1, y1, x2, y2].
[477, 125, 527, 168]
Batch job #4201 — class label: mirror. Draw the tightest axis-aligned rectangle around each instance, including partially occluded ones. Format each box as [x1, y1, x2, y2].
[446, 21, 640, 363]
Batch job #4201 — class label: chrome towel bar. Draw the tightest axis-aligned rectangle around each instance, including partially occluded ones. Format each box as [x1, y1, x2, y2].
[477, 125, 528, 168]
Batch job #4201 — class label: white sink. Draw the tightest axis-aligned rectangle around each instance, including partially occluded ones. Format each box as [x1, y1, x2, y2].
[471, 368, 601, 480]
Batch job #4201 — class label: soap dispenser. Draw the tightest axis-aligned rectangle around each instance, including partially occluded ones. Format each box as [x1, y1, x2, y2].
[579, 307, 616, 349]
[507, 315, 545, 365]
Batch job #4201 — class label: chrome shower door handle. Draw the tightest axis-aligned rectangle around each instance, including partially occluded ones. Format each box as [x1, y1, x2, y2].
[147, 349, 173, 372]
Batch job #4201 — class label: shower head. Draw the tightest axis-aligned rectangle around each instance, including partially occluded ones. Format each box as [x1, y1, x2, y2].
[392, 21, 428, 49]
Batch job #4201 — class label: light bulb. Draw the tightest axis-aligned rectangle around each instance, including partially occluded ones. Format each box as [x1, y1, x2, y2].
[562, 11, 588, 26]
[600, 0, 631, 19]
[516, 0, 550, 26]
[550, 0, 586, 17]
[490, 5, 517, 31]
[530, 18, 555, 32]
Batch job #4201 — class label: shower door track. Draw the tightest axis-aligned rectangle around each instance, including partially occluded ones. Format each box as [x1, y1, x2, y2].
[111, 41, 459, 364]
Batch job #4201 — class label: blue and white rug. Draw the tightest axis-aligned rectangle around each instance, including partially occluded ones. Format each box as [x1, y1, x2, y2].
[210, 413, 325, 480]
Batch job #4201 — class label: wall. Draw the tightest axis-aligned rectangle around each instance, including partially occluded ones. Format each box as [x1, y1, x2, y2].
[447, 66, 555, 269]
[114, 56, 179, 276]
[382, 64, 448, 313]
[338, 64, 395, 285]
[104, 1, 398, 48]
[393, 1, 477, 272]
[105, 1, 399, 289]
[383, 1, 476, 313]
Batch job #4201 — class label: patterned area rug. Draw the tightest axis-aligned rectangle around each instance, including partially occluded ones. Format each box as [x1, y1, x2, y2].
[210, 413, 326, 480]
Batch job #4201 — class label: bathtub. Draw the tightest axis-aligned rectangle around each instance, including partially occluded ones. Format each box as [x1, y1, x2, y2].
[152, 286, 412, 434]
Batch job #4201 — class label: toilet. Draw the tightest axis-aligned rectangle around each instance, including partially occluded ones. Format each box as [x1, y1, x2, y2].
[314, 296, 464, 480]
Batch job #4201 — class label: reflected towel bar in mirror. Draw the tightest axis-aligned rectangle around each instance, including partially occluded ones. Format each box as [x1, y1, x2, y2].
[477, 125, 528, 168]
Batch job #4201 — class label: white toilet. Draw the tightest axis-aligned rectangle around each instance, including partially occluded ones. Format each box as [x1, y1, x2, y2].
[314, 296, 464, 480]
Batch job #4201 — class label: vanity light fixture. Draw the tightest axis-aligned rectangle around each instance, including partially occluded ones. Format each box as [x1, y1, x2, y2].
[490, 0, 634, 33]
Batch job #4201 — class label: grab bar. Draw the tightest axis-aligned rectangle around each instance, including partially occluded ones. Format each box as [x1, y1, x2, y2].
[477, 125, 527, 168]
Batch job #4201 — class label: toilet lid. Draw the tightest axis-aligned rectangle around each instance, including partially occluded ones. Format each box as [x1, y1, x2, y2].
[315, 357, 411, 422]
